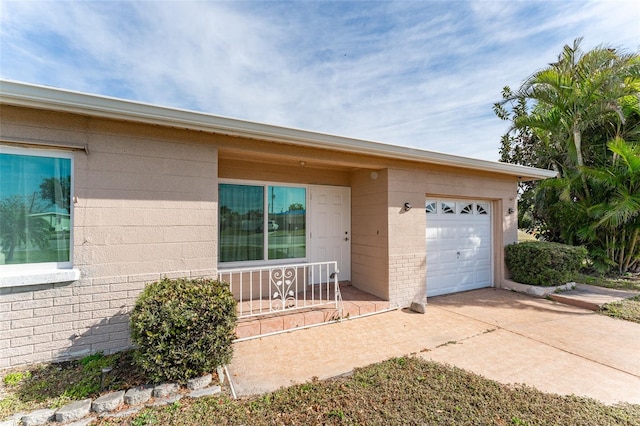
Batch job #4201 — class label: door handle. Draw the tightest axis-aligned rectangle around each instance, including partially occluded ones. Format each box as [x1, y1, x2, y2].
[344, 237, 349, 241]
[456, 251, 461, 258]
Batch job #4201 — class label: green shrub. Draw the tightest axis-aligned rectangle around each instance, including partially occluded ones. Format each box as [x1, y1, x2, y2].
[130, 278, 237, 384]
[505, 241, 587, 286]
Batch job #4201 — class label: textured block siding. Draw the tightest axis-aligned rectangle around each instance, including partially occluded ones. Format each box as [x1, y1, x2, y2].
[386, 167, 518, 299]
[350, 169, 389, 300]
[387, 253, 426, 308]
[0, 269, 218, 368]
[72, 118, 219, 279]
[1, 108, 222, 368]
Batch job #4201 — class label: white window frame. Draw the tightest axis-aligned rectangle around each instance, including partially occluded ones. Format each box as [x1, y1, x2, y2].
[218, 179, 309, 268]
[0, 144, 80, 287]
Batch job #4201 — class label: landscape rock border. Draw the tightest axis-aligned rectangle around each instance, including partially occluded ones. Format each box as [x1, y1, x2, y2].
[0, 371, 225, 426]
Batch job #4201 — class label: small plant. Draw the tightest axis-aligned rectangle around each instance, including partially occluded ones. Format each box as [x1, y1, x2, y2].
[50, 352, 116, 400]
[2, 371, 31, 386]
[79, 352, 105, 366]
[130, 408, 157, 426]
[130, 277, 237, 384]
[505, 241, 587, 286]
[327, 409, 346, 420]
[164, 400, 182, 413]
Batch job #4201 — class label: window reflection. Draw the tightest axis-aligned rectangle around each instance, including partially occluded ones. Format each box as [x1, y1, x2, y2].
[218, 184, 306, 263]
[268, 186, 306, 260]
[0, 151, 72, 266]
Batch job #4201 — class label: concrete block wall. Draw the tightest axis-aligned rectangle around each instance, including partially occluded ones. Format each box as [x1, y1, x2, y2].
[387, 253, 426, 308]
[1, 106, 220, 368]
[0, 270, 219, 369]
[350, 169, 389, 301]
[385, 166, 518, 307]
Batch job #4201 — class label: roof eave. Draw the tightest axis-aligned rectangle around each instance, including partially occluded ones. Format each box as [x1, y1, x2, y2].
[0, 80, 557, 181]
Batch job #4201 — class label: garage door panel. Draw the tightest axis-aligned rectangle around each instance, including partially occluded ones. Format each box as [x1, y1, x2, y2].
[476, 270, 492, 285]
[426, 230, 438, 240]
[431, 273, 457, 285]
[426, 199, 492, 297]
[477, 247, 491, 258]
[439, 231, 458, 241]
[438, 260, 460, 271]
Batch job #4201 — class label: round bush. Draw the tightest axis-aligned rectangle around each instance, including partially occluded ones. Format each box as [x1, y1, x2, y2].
[130, 277, 237, 384]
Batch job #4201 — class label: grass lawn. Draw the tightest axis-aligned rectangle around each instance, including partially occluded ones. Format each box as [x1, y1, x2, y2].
[572, 272, 640, 292]
[108, 358, 639, 426]
[569, 272, 640, 323]
[569, 271, 640, 324]
[598, 295, 640, 324]
[2, 355, 639, 425]
[517, 230, 538, 242]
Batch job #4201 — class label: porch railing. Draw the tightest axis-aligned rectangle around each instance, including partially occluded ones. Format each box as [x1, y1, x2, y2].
[218, 261, 340, 319]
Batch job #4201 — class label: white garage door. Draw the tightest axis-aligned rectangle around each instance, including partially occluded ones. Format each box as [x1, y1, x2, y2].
[426, 199, 492, 297]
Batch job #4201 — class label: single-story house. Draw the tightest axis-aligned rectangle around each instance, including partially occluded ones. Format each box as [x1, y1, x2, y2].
[29, 207, 72, 233]
[0, 80, 556, 368]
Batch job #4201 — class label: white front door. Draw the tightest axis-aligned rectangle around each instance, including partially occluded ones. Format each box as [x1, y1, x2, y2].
[309, 185, 351, 281]
[426, 199, 492, 297]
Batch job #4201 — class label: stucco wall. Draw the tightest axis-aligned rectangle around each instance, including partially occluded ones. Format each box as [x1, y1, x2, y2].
[1, 106, 219, 368]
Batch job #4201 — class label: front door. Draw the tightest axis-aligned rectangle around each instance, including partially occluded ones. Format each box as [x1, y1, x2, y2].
[309, 185, 351, 281]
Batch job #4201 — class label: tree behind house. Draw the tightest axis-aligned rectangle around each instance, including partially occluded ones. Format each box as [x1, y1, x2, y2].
[494, 38, 640, 273]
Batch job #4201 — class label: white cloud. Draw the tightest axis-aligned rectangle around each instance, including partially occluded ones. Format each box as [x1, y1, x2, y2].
[1, 0, 638, 161]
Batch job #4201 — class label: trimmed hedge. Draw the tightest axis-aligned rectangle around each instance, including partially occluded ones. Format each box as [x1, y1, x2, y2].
[130, 277, 237, 384]
[505, 241, 587, 287]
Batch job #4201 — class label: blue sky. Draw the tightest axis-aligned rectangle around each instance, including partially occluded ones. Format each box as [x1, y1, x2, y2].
[0, 152, 71, 202]
[1, 1, 638, 161]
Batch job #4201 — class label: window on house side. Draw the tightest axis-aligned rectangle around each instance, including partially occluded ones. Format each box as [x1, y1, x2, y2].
[0, 147, 73, 269]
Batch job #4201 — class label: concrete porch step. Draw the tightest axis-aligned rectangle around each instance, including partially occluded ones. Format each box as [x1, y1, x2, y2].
[549, 283, 639, 311]
[234, 297, 390, 340]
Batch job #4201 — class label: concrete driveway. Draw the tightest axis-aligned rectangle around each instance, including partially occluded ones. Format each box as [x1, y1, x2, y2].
[227, 288, 640, 405]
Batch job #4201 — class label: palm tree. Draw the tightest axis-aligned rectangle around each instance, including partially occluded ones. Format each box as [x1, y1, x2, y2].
[0, 195, 51, 263]
[581, 138, 640, 273]
[497, 38, 639, 197]
[494, 39, 640, 273]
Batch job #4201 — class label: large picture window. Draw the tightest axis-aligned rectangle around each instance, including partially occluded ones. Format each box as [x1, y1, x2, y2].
[0, 147, 73, 269]
[219, 183, 306, 264]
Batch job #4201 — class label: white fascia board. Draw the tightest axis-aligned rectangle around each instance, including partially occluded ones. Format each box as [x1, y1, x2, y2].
[0, 80, 557, 181]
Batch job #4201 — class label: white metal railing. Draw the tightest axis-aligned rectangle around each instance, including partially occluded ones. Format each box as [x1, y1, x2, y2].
[218, 261, 340, 319]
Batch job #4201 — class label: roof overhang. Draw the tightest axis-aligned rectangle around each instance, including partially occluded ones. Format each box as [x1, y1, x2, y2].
[0, 80, 557, 181]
